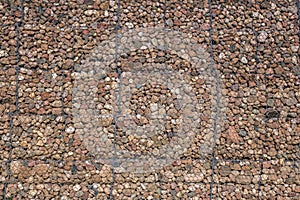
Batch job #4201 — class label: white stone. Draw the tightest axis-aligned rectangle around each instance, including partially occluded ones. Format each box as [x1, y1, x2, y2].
[84, 10, 97, 16]
[18, 75, 25, 81]
[141, 183, 146, 190]
[125, 22, 134, 29]
[66, 127, 75, 133]
[104, 10, 109, 17]
[258, 31, 268, 42]
[0, 50, 5, 57]
[241, 57, 248, 64]
[109, 0, 115, 6]
[291, 45, 299, 52]
[73, 184, 81, 192]
[29, 189, 37, 196]
[292, 56, 297, 64]
[219, 52, 225, 59]
[188, 185, 196, 191]
[18, 183, 23, 190]
[52, 73, 57, 79]
[104, 104, 112, 110]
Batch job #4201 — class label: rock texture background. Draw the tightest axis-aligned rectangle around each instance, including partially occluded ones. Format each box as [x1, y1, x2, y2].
[0, 0, 299, 199]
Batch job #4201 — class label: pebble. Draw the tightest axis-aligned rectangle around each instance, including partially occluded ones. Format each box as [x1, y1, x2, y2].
[238, 130, 247, 137]
[241, 57, 248, 64]
[66, 127, 75, 133]
[73, 184, 81, 192]
[257, 31, 268, 42]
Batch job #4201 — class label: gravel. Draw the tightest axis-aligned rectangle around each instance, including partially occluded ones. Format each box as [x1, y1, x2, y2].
[0, 25, 17, 66]
[0, 114, 10, 163]
[0, 66, 16, 113]
[212, 28, 257, 74]
[1, 0, 299, 199]
[17, 68, 67, 114]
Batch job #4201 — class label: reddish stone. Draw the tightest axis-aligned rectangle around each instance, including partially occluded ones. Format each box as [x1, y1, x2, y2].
[227, 126, 241, 144]
[82, 29, 89, 35]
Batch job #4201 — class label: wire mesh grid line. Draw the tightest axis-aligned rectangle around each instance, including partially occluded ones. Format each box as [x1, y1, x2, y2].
[109, 0, 121, 198]
[3, 18, 21, 200]
[297, 0, 300, 40]
[14, 23, 20, 115]
[4, 157, 298, 165]
[3, 1, 22, 198]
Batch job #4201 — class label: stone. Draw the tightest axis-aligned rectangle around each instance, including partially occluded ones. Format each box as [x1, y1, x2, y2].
[73, 184, 81, 192]
[0, 104, 5, 113]
[258, 31, 268, 42]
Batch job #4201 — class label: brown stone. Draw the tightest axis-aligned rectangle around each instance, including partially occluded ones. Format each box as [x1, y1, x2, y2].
[227, 126, 242, 144]
[0, 104, 5, 113]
